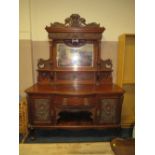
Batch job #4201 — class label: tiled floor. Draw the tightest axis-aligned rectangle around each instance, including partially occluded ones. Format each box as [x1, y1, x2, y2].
[19, 142, 114, 155]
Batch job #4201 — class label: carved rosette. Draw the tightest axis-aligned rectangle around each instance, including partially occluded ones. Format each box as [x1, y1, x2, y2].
[100, 99, 117, 124]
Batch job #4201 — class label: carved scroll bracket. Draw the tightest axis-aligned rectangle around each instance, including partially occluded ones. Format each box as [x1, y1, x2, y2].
[38, 59, 53, 69]
[98, 59, 113, 70]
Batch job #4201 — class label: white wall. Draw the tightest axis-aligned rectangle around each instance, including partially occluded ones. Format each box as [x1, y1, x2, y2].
[19, 0, 31, 39]
[19, 0, 33, 96]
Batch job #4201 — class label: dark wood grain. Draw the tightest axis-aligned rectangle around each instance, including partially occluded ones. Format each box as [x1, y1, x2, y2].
[25, 14, 124, 131]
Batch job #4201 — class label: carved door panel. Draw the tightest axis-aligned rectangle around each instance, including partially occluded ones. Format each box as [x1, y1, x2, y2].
[31, 98, 52, 125]
[98, 98, 121, 124]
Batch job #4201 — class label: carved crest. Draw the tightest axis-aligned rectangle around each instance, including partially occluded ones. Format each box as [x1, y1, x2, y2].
[50, 14, 100, 28]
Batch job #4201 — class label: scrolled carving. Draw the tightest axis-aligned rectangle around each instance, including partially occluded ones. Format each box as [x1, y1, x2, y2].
[38, 59, 53, 69]
[49, 14, 100, 28]
[86, 22, 100, 27]
[65, 14, 86, 27]
[64, 39, 86, 47]
[50, 22, 65, 27]
[99, 59, 113, 69]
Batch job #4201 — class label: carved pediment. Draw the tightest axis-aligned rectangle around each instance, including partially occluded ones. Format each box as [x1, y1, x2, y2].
[46, 14, 105, 40]
[50, 14, 100, 28]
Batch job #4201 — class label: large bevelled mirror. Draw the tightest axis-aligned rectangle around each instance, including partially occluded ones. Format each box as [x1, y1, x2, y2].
[56, 43, 94, 67]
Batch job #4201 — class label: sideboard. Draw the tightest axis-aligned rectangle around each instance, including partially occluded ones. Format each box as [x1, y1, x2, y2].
[25, 14, 125, 132]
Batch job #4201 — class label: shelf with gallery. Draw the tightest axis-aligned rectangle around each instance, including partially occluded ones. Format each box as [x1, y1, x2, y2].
[116, 33, 135, 128]
[37, 59, 114, 85]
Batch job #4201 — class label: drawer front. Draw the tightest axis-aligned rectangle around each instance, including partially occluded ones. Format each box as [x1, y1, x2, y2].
[54, 95, 95, 108]
[98, 98, 121, 124]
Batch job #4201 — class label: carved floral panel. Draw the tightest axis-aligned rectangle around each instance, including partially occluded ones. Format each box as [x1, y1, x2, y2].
[34, 99, 50, 122]
[99, 99, 118, 124]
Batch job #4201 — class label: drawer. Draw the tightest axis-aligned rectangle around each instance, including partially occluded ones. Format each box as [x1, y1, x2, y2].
[54, 95, 96, 108]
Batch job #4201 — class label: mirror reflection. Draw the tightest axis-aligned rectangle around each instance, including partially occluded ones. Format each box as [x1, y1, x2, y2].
[57, 43, 94, 67]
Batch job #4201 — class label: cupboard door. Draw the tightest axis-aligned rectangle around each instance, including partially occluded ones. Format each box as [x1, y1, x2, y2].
[99, 98, 121, 124]
[32, 98, 51, 124]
